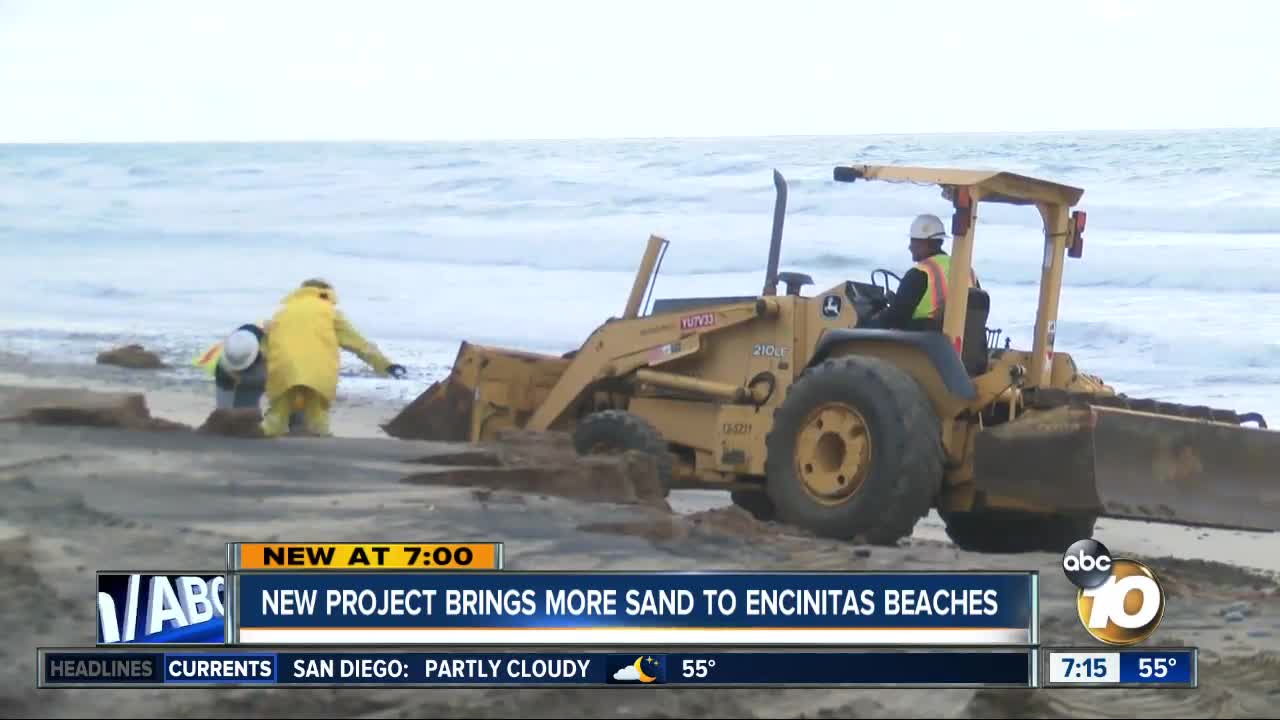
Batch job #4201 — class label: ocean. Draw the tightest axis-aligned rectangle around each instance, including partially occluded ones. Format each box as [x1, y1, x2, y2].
[2, 129, 1279, 418]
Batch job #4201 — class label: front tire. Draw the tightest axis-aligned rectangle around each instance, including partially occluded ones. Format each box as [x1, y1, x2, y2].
[572, 410, 674, 495]
[764, 356, 943, 544]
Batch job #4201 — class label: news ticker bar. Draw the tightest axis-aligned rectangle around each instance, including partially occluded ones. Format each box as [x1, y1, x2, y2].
[226, 543, 505, 571]
[39, 648, 1035, 688]
[38, 647, 1201, 688]
[42, 647, 1201, 689]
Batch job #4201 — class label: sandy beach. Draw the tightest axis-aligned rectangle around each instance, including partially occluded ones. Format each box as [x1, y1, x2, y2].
[2, 350, 1278, 717]
[6, 349, 1277, 576]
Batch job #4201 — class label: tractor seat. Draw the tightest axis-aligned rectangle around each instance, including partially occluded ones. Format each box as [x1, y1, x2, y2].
[961, 287, 991, 376]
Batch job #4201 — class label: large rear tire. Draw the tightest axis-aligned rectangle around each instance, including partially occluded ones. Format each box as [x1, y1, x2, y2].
[764, 356, 943, 543]
[572, 410, 674, 495]
[941, 510, 1097, 553]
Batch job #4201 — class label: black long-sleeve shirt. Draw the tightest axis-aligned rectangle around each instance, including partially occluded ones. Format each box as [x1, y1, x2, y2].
[873, 266, 930, 330]
[868, 251, 980, 331]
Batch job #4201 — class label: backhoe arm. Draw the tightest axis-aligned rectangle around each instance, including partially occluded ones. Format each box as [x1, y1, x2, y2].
[526, 299, 777, 431]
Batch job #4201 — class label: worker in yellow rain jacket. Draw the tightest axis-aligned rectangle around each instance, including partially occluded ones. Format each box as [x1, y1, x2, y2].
[262, 279, 406, 437]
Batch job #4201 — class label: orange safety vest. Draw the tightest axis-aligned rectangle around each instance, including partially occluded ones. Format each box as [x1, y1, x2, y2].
[912, 254, 978, 320]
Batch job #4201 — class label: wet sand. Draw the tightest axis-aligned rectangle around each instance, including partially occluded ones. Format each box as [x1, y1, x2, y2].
[0, 350, 395, 439]
[1, 352, 1277, 718]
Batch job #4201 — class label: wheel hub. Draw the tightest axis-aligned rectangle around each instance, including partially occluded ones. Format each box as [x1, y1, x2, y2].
[794, 402, 871, 505]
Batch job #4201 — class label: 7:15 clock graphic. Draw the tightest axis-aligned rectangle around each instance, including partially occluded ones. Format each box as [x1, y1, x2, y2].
[1043, 649, 1196, 688]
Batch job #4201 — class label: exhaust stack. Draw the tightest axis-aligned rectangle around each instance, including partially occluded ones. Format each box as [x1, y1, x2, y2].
[762, 169, 788, 296]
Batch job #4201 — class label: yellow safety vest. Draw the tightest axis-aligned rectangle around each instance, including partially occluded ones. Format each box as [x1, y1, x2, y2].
[912, 254, 977, 321]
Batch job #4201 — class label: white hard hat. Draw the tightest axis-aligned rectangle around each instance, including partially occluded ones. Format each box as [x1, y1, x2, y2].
[909, 214, 948, 241]
[221, 329, 260, 372]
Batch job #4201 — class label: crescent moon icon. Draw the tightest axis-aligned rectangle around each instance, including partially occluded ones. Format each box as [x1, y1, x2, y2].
[633, 656, 656, 683]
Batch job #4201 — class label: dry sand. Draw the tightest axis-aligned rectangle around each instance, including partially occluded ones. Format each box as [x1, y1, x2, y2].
[1, 351, 1277, 718]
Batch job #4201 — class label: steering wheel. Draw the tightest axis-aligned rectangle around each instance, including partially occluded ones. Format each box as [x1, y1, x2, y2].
[871, 269, 902, 306]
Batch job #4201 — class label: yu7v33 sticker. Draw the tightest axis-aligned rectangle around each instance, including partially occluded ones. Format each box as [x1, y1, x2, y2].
[680, 312, 716, 331]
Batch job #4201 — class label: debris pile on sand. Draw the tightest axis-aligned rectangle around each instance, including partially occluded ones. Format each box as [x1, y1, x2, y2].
[198, 408, 264, 437]
[0, 387, 189, 431]
[382, 390, 674, 505]
[401, 430, 668, 509]
[96, 344, 167, 369]
[686, 505, 788, 538]
[488, 428, 578, 463]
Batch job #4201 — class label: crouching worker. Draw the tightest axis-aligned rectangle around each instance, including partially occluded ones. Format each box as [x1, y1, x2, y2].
[193, 324, 268, 411]
[216, 325, 269, 410]
[261, 278, 406, 437]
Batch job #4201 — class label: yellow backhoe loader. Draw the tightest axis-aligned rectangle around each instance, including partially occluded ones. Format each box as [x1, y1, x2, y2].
[386, 165, 1280, 552]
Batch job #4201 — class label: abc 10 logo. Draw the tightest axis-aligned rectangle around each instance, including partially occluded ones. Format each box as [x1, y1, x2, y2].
[1062, 539, 1166, 646]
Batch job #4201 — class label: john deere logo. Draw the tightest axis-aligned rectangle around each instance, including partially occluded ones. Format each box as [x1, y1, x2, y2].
[1063, 539, 1166, 646]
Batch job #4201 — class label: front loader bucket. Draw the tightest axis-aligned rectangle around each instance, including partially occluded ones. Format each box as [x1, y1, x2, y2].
[382, 341, 572, 442]
[1089, 405, 1280, 530]
[382, 371, 476, 442]
[973, 404, 1280, 532]
[972, 405, 1098, 514]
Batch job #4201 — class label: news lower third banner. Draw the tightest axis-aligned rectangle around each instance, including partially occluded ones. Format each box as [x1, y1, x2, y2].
[38, 648, 1035, 688]
[229, 572, 1038, 645]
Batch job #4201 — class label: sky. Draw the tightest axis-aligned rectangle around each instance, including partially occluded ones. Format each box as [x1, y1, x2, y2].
[1, 0, 1278, 142]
